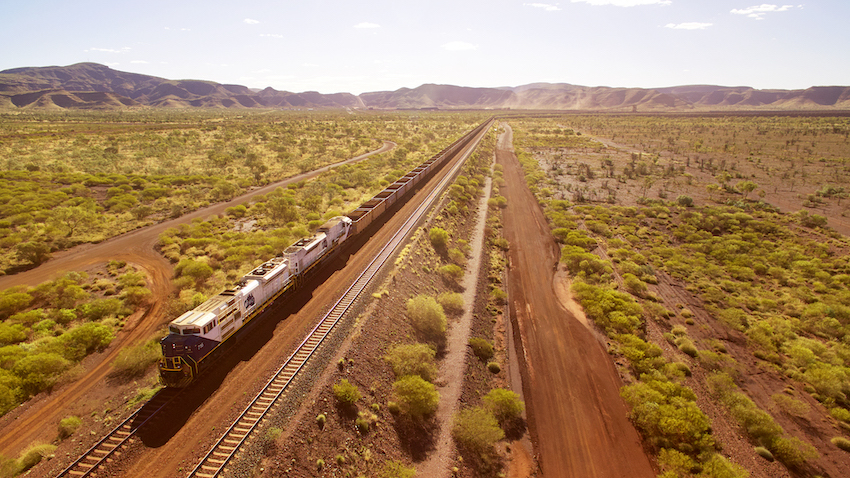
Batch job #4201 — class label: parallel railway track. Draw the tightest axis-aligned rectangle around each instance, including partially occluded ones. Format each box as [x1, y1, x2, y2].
[54, 119, 491, 478]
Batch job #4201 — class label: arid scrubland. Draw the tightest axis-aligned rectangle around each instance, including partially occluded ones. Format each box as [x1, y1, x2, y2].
[510, 114, 850, 478]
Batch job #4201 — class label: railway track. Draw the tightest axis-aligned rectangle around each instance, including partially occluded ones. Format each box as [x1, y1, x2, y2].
[56, 389, 181, 477]
[187, 121, 492, 477]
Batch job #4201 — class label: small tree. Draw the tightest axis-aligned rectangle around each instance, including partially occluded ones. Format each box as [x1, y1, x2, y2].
[736, 180, 758, 199]
[393, 375, 439, 419]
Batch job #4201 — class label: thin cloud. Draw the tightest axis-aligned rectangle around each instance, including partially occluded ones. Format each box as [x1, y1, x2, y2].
[571, 0, 671, 6]
[731, 4, 794, 20]
[87, 47, 124, 53]
[525, 3, 561, 11]
[665, 22, 713, 30]
[130, 60, 149, 64]
[354, 22, 380, 29]
[442, 41, 478, 51]
[244, 18, 260, 24]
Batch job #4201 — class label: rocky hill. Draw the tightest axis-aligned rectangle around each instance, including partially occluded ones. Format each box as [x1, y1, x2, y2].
[1, 63, 848, 111]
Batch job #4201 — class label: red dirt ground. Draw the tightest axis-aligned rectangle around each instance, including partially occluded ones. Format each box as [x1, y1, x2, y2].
[497, 124, 657, 478]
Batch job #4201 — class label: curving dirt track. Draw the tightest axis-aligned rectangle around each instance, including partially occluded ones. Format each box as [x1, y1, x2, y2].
[0, 141, 394, 460]
[497, 124, 656, 478]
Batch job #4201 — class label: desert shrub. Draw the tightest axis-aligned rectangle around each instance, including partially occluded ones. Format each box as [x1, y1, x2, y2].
[677, 340, 698, 358]
[438, 264, 464, 281]
[58, 415, 82, 439]
[58, 323, 114, 361]
[571, 281, 643, 336]
[676, 195, 694, 207]
[452, 406, 504, 455]
[380, 460, 416, 478]
[0, 323, 28, 346]
[623, 273, 648, 296]
[490, 287, 507, 305]
[448, 248, 466, 266]
[77, 298, 125, 321]
[755, 446, 774, 461]
[832, 436, 850, 452]
[437, 292, 464, 315]
[468, 337, 494, 361]
[315, 414, 326, 428]
[699, 453, 749, 478]
[770, 436, 819, 468]
[333, 379, 360, 406]
[0, 289, 33, 320]
[17, 443, 57, 472]
[392, 375, 439, 419]
[620, 378, 714, 456]
[13, 353, 71, 397]
[487, 362, 501, 374]
[428, 227, 449, 251]
[384, 343, 437, 382]
[483, 388, 524, 425]
[111, 340, 162, 377]
[406, 295, 447, 344]
[771, 393, 809, 417]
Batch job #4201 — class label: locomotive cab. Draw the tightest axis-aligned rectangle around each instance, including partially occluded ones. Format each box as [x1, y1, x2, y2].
[159, 323, 219, 387]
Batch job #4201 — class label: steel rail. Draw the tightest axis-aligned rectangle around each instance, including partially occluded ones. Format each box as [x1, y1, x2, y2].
[55, 389, 180, 477]
[187, 120, 492, 478]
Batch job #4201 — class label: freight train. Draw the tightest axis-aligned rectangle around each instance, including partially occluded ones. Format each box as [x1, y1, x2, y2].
[159, 120, 491, 387]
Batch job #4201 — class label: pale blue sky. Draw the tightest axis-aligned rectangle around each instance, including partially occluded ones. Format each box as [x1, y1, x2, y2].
[2, 1, 847, 94]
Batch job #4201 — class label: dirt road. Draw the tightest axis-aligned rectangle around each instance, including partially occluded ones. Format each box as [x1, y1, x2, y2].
[0, 141, 394, 459]
[498, 124, 656, 478]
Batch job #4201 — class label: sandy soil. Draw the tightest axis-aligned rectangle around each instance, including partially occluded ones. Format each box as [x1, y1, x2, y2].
[497, 124, 657, 478]
[0, 141, 395, 461]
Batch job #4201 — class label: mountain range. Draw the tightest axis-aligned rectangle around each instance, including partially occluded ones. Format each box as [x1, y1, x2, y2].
[1, 63, 849, 111]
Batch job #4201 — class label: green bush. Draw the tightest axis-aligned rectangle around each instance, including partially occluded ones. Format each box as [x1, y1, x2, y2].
[487, 362, 501, 374]
[17, 443, 57, 473]
[755, 446, 774, 461]
[58, 415, 82, 439]
[448, 248, 466, 266]
[832, 436, 850, 452]
[13, 353, 71, 397]
[490, 287, 507, 305]
[333, 379, 360, 406]
[58, 323, 114, 361]
[770, 436, 819, 468]
[384, 343, 437, 382]
[677, 340, 698, 358]
[406, 295, 447, 344]
[428, 227, 449, 251]
[452, 406, 504, 455]
[437, 292, 464, 315]
[438, 264, 464, 281]
[392, 375, 439, 419]
[483, 388, 524, 425]
[468, 337, 494, 361]
[380, 460, 416, 478]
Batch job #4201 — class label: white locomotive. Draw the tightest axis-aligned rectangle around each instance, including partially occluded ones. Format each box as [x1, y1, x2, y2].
[159, 216, 352, 387]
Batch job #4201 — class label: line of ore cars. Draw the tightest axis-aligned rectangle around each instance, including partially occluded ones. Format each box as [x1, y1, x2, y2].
[159, 121, 489, 387]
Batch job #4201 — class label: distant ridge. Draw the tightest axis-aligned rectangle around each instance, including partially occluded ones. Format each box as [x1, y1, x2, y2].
[1, 63, 849, 111]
